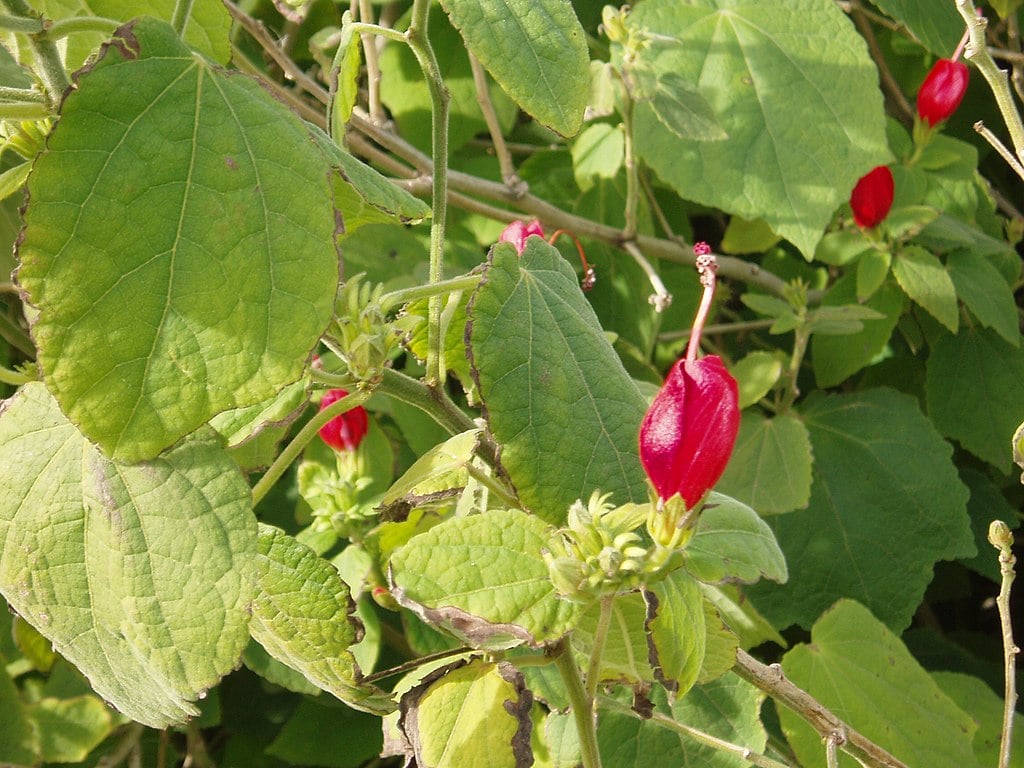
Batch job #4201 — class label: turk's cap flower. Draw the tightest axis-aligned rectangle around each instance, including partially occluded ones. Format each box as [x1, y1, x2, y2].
[639, 355, 740, 508]
[917, 59, 969, 127]
[318, 389, 369, 452]
[499, 219, 545, 254]
[849, 165, 894, 229]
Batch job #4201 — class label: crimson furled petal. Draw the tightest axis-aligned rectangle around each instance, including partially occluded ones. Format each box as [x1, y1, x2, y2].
[917, 59, 969, 127]
[639, 356, 740, 507]
[849, 165, 894, 229]
[318, 389, 369, 452]
[498, 219, 544, 254]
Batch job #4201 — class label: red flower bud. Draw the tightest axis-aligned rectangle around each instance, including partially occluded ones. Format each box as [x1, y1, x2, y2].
[499, 219, 544, 254]
[318, 389, 369, 452]
[916, 59, 969, 127]
[639, 355, 740, 507]
[849, 165, 894, 229]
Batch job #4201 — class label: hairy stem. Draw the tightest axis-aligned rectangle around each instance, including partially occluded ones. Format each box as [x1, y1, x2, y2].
[251, 388, 371, 506]
[379, 274, 480, 313]
[170, 0, 195, 37]
[46, 15, 118, 38]
[585, 594, 615, 702]
[378, 368, 476, 436]
[552, 638, 603, 768]
[956, 0, 1024, 163]
[0, 0, 70, 100]
[405, 0, 450, 386]
[357, 0, 387, 124]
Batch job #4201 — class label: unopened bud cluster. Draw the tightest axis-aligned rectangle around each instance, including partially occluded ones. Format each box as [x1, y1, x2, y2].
[324, 275, 409, 386]
[544, 492, 660, 600]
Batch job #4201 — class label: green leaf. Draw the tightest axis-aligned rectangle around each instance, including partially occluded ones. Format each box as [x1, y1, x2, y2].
[0, 382, 257, 728]
[780, 600, 978, 768]
[242, 640, 320, 696]
[389, 509, 582, 650]
[730, 351, 783, 409]
[812, 275, 904, 387]
[856, 248, 891, 302]
[29, 696, 113, 763]
[697, 599, 739, 684]
[749, 389, 973, 631]
[932, 671, 1024, 768]
[701, 583, 786, 650]
[572, 593, 653, 685]
[870, 0, 966, 57]
[439, 0, 588, 136]
[16, 18, 340, 461]
[310, 125, 431, 225]
[396, 660, 533, 768]
[597, 675, 767, 768]
[644, 569, 706, 696]
[683, 493, 788, 584]
[716, 412, 813, 515]
[625, 0, 889, 258]
[572, 123, 625, 192]
[23, 0, 232, 69]
[721, 216, 781, 255]
[208, 378, 309, 450]
[0, 655, 37, 766]
[892, 245, 959, 332]
[267, 697, 383, 768]
[926, 327, 1024, 472]
[249, 524, 394, 714]
[640, 70, 728, 142]
[380, 429, 481, 512]
[468, 240, 649, 524]
[947, 251, 1019, 346]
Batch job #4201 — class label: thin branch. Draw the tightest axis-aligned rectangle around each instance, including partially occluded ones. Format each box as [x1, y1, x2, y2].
[223, 0, 330, 104]
[347, 110, 793, 298]
[357, 0, 387, 124]
[956, 0, 1024, 164]
[622, 239, 672, 312]
[989, 520, 1019, 768]
[975, 119, 1024, 180]
[849, 0, 914, 125]
[733, 649, 911, 768]
[468, 52, 521, 188]
[170, 0, 195, 38]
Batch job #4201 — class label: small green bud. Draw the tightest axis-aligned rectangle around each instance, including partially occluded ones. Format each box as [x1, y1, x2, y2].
[989, 520, 1014, 551]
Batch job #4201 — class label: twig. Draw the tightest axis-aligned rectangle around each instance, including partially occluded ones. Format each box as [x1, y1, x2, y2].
[989, 520, 1019, 768]
[552, 638, 603, 768]
[825, 732, 841, 768]
[956, 0, 1024, 164]
[975, 120, 1024, 179]
[849, 0, 914, 125]
[622, 240, 672, 312]
[223, 0, 329, 104]
[733, 649, 911, 768]
[357, 0, 387, 124]
[468, 52, 520, 188]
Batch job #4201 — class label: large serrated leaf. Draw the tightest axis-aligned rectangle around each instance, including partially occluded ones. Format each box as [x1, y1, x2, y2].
[926, 327, 1024, 472]
[870, 0, 965, 57]
[682, 493, 788, 585]
[947, 251, 1020, 347]
[624, 0, 889, 258]
[749, 389, 973, 631]
[0, 382, 256, 728]
[598, 675, 767, 768]
[16, 18, 340, 461]
[780, 600, 977, 768]
[249, 525, 394, 715]
[398, 660, 533, 768]
[467, 240, 649, 524]
[644, 568, 706, 697]
[892, 245, 959, 332]
[439, 0, 588, 137]
[715, 412, 813, 515]
[0, 654, 37, 765]
[389, 508, 581, 650]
